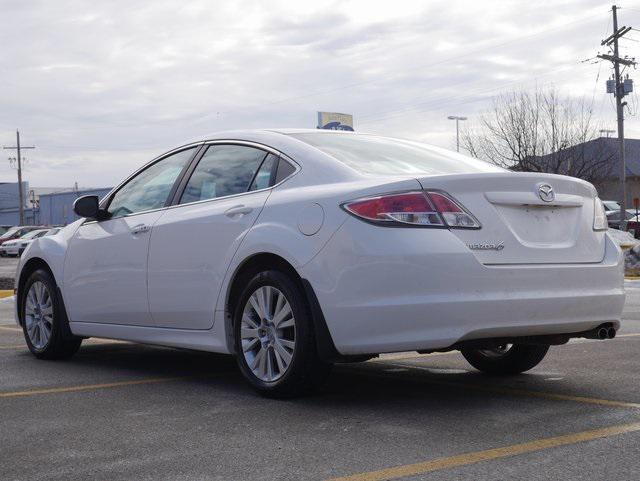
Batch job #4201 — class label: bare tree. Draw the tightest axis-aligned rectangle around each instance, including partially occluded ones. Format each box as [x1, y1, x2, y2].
[462, 88, 613, 183]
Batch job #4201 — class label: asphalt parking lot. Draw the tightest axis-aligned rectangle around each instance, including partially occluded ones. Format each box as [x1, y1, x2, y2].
[1, 268, 640, 480]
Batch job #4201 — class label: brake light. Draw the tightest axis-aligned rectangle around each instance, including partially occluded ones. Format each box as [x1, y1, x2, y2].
[593, 198, 607, 231]
[342, 191, 480, 228]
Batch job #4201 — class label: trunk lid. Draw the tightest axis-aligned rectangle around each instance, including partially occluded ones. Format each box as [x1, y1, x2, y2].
[417, 172, 605, 264]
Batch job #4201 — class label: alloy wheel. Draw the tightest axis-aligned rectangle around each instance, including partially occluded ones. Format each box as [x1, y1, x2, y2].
[24, 281, 54, 350]
[241, 285, 296, 382]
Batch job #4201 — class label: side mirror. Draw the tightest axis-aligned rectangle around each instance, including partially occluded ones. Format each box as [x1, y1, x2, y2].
[73, 195, 107, 220]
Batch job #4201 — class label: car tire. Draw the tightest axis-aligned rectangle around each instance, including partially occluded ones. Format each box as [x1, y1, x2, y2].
[233, 269, 331, 398]
[21, 268, 82, 360]
[461, 344, 549, 375]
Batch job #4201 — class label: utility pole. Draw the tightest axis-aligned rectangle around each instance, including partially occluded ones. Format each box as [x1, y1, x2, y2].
[598, 5, 635, 225]
[447, 115, 467, 152]
[3, 130, 34, 225]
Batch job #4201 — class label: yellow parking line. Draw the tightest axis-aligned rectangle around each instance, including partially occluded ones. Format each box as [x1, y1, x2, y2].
[454, 381, 640, 410]
[0, 344, 25, 350]
[0, 325, 19, 332]
[326, 422, 640, 481]
[382, 362, 640, 410]
[0, 290, 13, 299]
[0, 375, 203, 398]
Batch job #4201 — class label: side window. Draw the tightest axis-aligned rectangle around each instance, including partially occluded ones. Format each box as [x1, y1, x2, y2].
[249, 154, 278, 191]
[275, 158, 296, 184]
[107, 147, 195, 218]
[179, 145, 267, 204]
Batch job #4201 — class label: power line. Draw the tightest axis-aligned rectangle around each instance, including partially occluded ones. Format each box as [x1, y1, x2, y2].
[596, 5, 636, 224]
[3, 130, 34, 225]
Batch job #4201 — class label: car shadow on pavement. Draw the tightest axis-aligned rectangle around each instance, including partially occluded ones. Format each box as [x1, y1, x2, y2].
[10, 341, 579, 413]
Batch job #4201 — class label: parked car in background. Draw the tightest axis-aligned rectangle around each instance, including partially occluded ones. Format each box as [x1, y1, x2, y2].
[602, 200, 621, 212]
[626, 215, 640, 238]
[606, 209, 634, 230]
[0, 226, 45, 246]
[0, 225, 13, 236]
[0, 228, 56, 257]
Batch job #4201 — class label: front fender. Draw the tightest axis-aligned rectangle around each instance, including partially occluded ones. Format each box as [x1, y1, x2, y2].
[16, 220, 84, 296]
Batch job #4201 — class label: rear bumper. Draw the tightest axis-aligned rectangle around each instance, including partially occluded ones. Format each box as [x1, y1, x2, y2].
[300, 219, 625, 355]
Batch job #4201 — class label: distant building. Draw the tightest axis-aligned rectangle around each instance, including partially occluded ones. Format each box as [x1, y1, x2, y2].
[38, 188, 112, 226]
[0, 183, 111, 226]
[529, 137, 640, 204]
[0, 182, 36, 226]
[588, 138, 640, 205]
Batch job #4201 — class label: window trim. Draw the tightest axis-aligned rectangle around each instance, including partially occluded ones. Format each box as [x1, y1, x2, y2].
[86, 140, 299, 223]
[247, 152, 274, 192]
[174, 144, 269, 205]
[168, 140, 300, 210]
[97, 142, 205, 218]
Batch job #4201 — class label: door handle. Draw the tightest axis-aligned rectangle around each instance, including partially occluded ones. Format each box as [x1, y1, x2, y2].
[131, 224, 151, 235]
[225, 205, 253, 218]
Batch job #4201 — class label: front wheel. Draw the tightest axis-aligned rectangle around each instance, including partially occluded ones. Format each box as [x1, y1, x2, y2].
[21, 269, 82, 360]
[461, 343, 549, 375]
[233, 270, 331, 398]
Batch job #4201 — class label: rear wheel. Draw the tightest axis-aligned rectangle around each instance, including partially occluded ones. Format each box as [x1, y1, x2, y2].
[233, 270, 331, 397]
[21, 269, 82, 360]
[461, 343, 549, 375]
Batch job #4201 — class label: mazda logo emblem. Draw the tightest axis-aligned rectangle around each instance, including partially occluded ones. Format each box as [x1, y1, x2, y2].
[537, 183, 554, 202]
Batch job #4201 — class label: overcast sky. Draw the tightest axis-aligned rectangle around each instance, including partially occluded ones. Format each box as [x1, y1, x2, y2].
[1, 0, 639, 188]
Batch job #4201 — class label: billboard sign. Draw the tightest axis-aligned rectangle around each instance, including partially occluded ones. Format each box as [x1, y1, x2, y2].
[317, 112, 354, 131]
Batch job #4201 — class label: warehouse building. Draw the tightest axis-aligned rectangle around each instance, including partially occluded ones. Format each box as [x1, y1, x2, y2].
[0, 182, 36, 225]
[0, 182, 111, 226]
[38, 188, 112, 225]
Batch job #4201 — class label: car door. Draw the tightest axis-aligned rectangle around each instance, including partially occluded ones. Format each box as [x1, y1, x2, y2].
[147, 143, 281, 329]
[63, 146, 199, 326]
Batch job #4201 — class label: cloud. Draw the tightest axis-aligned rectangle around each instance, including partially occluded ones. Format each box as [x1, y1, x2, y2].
[0, 0, 637, 186]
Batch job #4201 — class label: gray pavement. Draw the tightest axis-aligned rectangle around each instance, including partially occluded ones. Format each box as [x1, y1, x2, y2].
[1, 278, 639, 480]
[0, 256, 18, 279]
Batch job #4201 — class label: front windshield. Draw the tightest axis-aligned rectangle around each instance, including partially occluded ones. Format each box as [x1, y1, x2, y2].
[0, 227, 20, 240]
[20, 230, 45, 240]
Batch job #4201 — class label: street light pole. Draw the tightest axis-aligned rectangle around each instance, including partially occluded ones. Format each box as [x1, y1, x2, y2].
[447, 115, 467, 152]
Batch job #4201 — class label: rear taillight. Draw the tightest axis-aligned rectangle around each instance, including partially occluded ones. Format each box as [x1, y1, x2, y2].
[342, 191, 480, 229]
[593, 198, 607, 231]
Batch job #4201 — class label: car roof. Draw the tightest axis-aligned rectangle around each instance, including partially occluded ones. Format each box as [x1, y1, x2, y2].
[179, 129, 363, 183]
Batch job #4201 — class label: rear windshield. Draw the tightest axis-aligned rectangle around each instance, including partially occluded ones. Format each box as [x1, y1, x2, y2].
[289, 133, 504, 175]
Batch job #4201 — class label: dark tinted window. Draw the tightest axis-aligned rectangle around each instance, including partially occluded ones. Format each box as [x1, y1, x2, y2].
[108, 148, 195, 218]
[249, 154, 278, 191]
[275, 158, 296, 183]
[180, 145, 267, 204]
[289, 132, 504, 175]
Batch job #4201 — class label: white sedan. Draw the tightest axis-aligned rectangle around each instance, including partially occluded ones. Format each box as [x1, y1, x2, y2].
[15, 129, 625, 397]
[1, 228, 54, 257]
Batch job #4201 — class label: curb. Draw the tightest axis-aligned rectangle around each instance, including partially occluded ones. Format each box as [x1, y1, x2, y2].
[0, 290, 14, 299]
